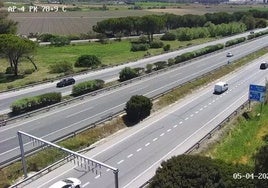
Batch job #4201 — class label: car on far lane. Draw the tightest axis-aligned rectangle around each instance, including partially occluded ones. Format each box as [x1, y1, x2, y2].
[260, 62, 268, 70]
[49, 177, 81, 188]
[56, 78, 75, 87]
[226, 52, 233, 57]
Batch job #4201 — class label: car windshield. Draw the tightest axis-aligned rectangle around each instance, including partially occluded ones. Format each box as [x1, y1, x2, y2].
[62, 179, 73, 184]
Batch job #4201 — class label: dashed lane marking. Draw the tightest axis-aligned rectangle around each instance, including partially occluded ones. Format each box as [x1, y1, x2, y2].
[137, 148, 142, 152]
[127, 154, 133, 158]
[117, 160, 124, 165]
[153, 138, 158, 142]
[145, 142, 150, 147]
[160, 133, 165, 137]
[95, 175, 101, 179]
[82, 182, 90, 187]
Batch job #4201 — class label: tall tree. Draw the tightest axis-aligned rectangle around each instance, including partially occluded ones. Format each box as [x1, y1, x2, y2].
[139, 15, 165, 42]
[0, 34, 36, 76]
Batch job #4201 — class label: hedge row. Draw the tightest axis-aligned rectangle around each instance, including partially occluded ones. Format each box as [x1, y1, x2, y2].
[175, 44, 224, 63]
[72, 79, 105, 96]
[247, 29, 268, 40]
[225, 37, 246, 47]
[11, 92, 62, 115]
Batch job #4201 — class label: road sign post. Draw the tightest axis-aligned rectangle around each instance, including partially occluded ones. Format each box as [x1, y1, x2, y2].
[249, 84, 266, 115]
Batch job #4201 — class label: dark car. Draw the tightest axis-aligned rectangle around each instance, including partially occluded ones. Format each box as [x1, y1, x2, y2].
[260, 62, 268, 70]
[56, 78, 75, 87]
[250, 31, 254, 34]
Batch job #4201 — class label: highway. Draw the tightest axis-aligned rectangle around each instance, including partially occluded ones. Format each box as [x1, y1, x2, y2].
[0, 28, 267, 114]
[23, 54, 268, 188]
[0, 35, 267, 165]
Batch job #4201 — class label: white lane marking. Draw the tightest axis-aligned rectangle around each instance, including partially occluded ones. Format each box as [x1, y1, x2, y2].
[200, 108, 203, 111]
[95, 175, 101, 179]
[0, 136, 16, 144]
[106, 169, 110, 172]
[204, 105, 207, 108]
[167, 129, 171, 132]
[208, 103, 211, 105]
[185, 117, 188, 120]
[179, 121, 183, 124]
[145, 142, 150, 147]
[127, 154, 133, 158]
[123, 93, 248, 188]
[117, 160, 124, 164]
[173, 124, 178, 128]
[195, 111, 199, 114]
[153, 138, 158, 142]
[82, 182, 90, 187]
[137, 148, 142, 152]
[66, 106, 94, 118]
[160, 133, 165, 137]
[212, 100, 215, 102]
[190, 114, 193, 117]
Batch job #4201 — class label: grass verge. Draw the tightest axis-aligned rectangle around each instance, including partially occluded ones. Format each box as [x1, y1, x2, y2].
[1, 47, 268, 187]
[198, 102, 268, 167]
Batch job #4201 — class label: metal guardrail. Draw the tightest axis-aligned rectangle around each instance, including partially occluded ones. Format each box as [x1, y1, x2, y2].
[139, 100, 250, 188]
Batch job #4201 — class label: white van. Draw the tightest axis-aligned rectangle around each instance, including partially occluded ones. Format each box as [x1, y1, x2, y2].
[214, 82, 228, 94]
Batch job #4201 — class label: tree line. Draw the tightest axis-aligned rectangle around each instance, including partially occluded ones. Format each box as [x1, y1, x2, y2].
[93, 10, 268, 41]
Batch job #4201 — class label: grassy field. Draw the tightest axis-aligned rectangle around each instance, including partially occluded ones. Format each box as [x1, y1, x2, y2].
[201, 103, 268, 167]
[0, 37, 214, 91]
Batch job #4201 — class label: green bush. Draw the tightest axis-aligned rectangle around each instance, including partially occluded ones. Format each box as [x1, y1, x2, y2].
[11, 92, 62, 115]
[5, 67, 14, 74]
[119, 67, 139, 81]
[37, 33, 55, 42]
[149, 41, 164, 49]
[163, 44, 171, 52]
[146, 64, 153, 73]
[125, 95, 152, 122]
[131, 43, 150, 52]
[153, 61, 167, 70]
[49, 61, 73, 73]
[74, 55, 101, 68]
[150, 155, 254, 188]
[23, 68, 35, 75]
[160, 32, 176, 41]
[225, 37, 246, 47]
[50, 36, 70, 47]
[72, 79, 104, 96]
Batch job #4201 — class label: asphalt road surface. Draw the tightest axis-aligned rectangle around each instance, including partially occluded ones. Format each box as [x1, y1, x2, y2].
[23, 54, 268, 188]
[0, 35, 267, 165]
[0, 28, 267, 114]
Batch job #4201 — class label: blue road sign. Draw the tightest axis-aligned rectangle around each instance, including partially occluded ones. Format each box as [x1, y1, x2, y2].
[249, 84, 266, 102]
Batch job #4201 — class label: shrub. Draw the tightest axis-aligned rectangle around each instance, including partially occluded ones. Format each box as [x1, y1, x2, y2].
[163, 44, 171, 51]
[225, 37, 246, 47]
[50, 36, 70, 46]
[5, 67, 14, 74]
[149, 41, 164, 49]
[119, 67, 139, 81]
[131, 43, 150, 52]
[37, 33, 55, 42]
[23, 68, 35, 75]
[153, 61, 167, 70]
[11, 92, 62, 115]
[49, 61, 73, 73]
[160, 32, 176, 41]
[146, 64, 153, 73]
[75, 55, 101, 68]
[125, 95, 152, 122]
[72, 79, 104, 96]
